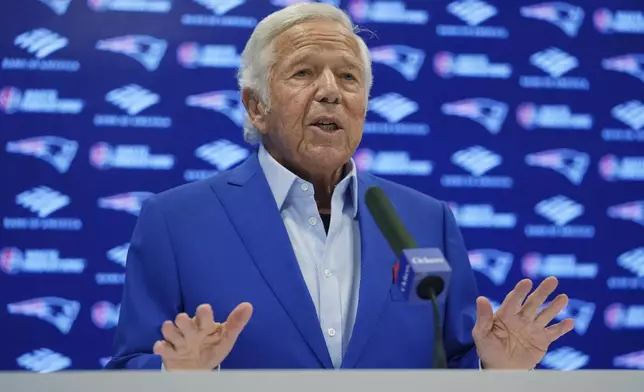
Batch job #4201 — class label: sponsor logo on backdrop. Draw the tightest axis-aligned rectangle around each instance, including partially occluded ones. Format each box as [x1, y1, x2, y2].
[90, 142, 175, 170]
[540, 298, 595, 335]
[184, 139, 250, 182]
[602, 100, 644, 142]
[594, 9, 644, 35]
[96, 244, 129, 285]
[446, 202, 517, 229]
[0, 248, 85, 274]
[540, 347, 589, 370]
[364, 93, 429, 135]
[94, 84, 171, 128]
[525, 195, 595, 238]
[108, 243, 129, 267]
[3, 186, 82, 231]
[99, 357, 112, 368]
[181, 0, 257, 28]
[516, 103, 593, 130]
[607, 200, 644, 226]
[602, 54, 644, 83]
[37, 0, 71, 14]
[0, 87, 84, 114]
[98, 192, 153, 216]
[91, 301, 120, 329]
[15, 187, 70, 218]
[347, 0, 428, 25]
[96, 35, 167, 71]
[520, 2, 585, 37]
[5, 136, 78, 173]
[608, 247, 644, 290]
[433, 52, 512, 79]
[2, 28, 80, 72]
[436, 0, 508, 38]
[441, 145, 513, 188]
[185, 90, 244, 126]
[521, 253, 598, 280]
[525, 149, 590, 185]
[441, 98, 508, 134]
[17, 349, 71, 373]
[177, 43, 241, 68]
[605, 304, 644, 329]
[354, 149, 432, 176]
[369, 45, 425, 81]
[520, 47, 589, 90]
[87, 0, 172, 13]
[613, 351, 644, 369]
[599, 155, 644, 181]
[7, 297, 80, 334]
[468, 249, 513, 285]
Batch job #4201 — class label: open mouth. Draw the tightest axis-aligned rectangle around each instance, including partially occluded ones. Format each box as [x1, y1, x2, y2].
[311, 120, 340, 132]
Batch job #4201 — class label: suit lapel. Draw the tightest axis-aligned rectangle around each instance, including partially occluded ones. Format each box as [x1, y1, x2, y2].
[341, 175, 396, 368]
[211, 153, 333, 369]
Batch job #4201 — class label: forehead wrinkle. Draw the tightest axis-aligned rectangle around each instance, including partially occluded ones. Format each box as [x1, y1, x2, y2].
[275, 22, 361, 60]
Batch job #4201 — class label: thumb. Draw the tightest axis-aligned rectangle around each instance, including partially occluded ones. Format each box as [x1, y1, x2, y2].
[473, 296, 494, 339]
[224, 302, 253, 337]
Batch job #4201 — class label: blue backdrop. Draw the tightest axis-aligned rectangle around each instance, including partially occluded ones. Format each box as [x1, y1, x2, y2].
[1, 0, 643, 372]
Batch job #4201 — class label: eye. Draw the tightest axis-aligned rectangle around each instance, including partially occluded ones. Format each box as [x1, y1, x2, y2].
[343, 73, 356, 81]
[294, 69, 311, 77]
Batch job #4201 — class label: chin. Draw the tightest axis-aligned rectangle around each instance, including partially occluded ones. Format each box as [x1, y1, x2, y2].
[303, 145, 352, 171]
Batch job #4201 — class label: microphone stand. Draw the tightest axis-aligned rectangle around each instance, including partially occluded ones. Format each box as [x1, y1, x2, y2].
[428, 287, 448, 369]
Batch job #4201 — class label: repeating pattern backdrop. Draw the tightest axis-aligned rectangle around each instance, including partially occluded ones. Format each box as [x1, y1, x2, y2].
[1, 0, 643, 372]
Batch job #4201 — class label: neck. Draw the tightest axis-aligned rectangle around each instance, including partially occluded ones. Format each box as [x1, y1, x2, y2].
[263, 144, 346, 213]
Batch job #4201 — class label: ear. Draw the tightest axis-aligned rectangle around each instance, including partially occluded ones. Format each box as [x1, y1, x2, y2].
[241, 88, 269, 134]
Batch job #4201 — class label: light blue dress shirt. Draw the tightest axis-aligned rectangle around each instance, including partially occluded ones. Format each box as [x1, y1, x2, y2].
[257, 143, 362, 369]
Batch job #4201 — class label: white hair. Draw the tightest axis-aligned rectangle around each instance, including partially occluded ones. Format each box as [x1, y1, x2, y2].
[237, 3, 373, 146]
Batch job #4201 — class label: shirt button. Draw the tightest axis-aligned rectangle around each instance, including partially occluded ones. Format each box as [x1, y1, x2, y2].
[309, 217, 317, 226]
[301, 183, 309, 191]
[327, 328, 336, 337]
[324, 269, 331, 277]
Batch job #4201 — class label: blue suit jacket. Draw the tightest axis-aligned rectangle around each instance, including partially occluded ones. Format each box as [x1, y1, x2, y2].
[105, 150, 481, 370]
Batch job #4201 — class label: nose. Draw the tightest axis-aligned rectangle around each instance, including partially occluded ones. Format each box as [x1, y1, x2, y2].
[314, 68, 340, 105]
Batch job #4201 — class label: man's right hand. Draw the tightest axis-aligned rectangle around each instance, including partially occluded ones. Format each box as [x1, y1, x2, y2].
[153, 302, 253, 371]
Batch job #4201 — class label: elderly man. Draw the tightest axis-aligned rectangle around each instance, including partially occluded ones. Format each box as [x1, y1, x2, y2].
[106, 3, 573, 371]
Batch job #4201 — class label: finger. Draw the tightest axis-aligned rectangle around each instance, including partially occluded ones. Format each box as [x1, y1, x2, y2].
[534, 294, 569, 328]
[546, 318, 575, 342]
[161, 320, 185, 348]
[496, 279, 533, 318]
[203, 323, 224, 344]
[175, 312, 198, 341]
[153, 340, 175, 357]
[472, 296, 494, 340]
[195, 304, 215, 332]
[520, 276, 559, 317]
[223, 302, 253, 338]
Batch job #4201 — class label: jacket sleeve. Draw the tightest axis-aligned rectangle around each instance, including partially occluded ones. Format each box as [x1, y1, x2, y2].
[104, 196, 183, 370]
[440, 201, 481, 369]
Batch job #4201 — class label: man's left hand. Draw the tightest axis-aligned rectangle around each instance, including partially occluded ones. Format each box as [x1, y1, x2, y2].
[472, 276, 575, 370]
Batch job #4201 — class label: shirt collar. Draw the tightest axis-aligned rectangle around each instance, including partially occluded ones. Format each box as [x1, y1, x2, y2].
[257, 143, 359, 218]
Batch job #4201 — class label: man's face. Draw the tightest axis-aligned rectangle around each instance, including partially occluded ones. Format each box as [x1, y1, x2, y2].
[250, 19, 367, 175]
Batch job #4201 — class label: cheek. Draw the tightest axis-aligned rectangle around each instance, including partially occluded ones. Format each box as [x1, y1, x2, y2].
[282, 94, 311, 126]
[348, 98, 367, 123]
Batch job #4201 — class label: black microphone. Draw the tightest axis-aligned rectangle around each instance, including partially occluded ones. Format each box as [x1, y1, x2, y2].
[365, 186, 449, 369]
